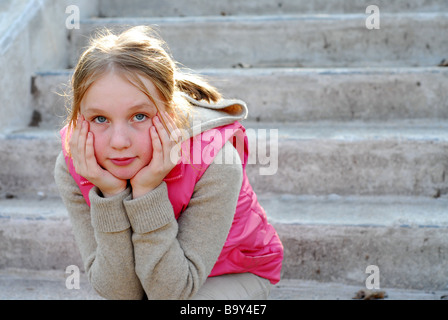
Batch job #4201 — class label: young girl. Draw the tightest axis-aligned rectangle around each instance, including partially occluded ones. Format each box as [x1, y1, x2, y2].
[54, 26, 283, 300]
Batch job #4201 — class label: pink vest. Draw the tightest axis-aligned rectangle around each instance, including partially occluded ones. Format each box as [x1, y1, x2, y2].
[60, 121, 283, 284]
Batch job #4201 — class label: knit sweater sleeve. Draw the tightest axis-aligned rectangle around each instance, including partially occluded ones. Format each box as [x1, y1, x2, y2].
[54, 141, 242, 300]
[124, 141, 243, 299]
[54, 152, 144, 299]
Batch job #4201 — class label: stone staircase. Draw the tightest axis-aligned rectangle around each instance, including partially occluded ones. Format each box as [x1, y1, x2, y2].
[1, 0, 448, 299]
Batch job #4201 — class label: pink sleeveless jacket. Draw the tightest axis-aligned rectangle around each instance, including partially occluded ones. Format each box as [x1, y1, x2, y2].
[60, 121, 283, 284]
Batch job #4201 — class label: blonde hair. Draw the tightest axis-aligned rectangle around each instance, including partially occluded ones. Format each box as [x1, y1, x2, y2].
[64, 25, 221, 149]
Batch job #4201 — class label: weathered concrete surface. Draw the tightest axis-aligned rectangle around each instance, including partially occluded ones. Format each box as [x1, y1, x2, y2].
[204, 68, 448, 123]
[1, 121, 447, 198]
[0, 268, 102, 300]
[1, 195, 447, 290]
[97, 0, 448, 17]
[276, 223, 448, 290]
[245, 121, 448, 197]
[31, 67, 448, 128]
[0, 129, 61, 197]
[69, 13, 448, 69]
[1, 268, 447, 300]
[1, 0, 447, 298]
[259, 193, 448, 228]
[0, 0, 99, 133]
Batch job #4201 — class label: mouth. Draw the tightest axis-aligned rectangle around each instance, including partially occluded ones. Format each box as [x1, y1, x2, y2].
[109, 157, 136, 166]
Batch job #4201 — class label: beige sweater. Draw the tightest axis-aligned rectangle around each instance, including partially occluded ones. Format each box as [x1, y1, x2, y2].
[54, 97, 248, 300]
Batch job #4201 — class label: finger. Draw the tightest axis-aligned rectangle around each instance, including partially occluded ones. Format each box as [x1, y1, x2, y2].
[69, 117, 84, 171]
[153, 115, 171, 147]
[69, 115, 82, 153]
[162, 112, 182, 163]
[76, 120, 89, 173]
[150, 125, 163, 155]
[151, 124, 178, 169]
[84, 131, 98, 173]
[156, 115, 179, 164]
[169, 141, 182, 165]
[150, 124, 168, 167]
[159, 113, 183, 165]
[162, 111, 181, 143]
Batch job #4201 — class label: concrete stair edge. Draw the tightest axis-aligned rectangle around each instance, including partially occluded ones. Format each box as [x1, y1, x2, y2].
[1, 194, 448, 290]
[2, 193, 448, 224]
[1, 267, 447, 300]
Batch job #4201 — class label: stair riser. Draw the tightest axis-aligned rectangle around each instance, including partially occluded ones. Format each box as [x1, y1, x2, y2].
[69, 14, 448, 69]
[0, 134, 60, 197]
[32, 68, 448, 129]
[98, 0, 448, 17]
[276, 223, 448, 290]
[247, 138, 448, 198]
[0, 218, 82, 271]
[1, 216, 446, 290]
[1, 133, 446, 198]
[199, 69, 448, 122]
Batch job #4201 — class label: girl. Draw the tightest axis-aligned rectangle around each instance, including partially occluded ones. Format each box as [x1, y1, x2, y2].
[54, 26, 283, 300]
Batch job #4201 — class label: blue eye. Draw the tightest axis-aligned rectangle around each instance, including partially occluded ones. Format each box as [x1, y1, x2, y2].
[133, 114, 147, 122]
[94, 116, 107, 124]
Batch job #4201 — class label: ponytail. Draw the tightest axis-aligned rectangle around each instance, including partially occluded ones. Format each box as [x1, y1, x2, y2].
[175, 72, 221, 103]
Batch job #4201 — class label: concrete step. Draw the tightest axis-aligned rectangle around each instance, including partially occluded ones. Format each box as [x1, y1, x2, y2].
[1, 268, 447, 300]
[0, 128, 61, 198]
[0, 0, 70, 132]
[245, 120, 448, 198]
[96, 0, 448, 18]
[1, 121, 447, 198]
[0, 194, 447, 290]
[262, 194, 448, 290]
[31, 67, 448, 129]
[68, 13, 448, 68]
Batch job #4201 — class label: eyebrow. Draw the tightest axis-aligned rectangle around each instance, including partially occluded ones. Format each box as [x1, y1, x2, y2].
[83, 102, 157, 115]
[127, 103, 157, 113]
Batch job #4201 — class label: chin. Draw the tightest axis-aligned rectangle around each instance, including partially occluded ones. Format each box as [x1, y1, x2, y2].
[116, 172, 139, 180]
[108, 167, 140, 180]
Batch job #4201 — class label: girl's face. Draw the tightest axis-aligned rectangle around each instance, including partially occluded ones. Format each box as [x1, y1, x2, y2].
[80, 71, 166, 180]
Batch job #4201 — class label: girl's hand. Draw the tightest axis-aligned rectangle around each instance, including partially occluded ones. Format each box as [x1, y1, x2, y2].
[130, 111, 182, 199]
[69, 116, 128, 198]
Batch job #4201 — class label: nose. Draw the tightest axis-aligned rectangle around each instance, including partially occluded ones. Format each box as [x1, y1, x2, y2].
[109, 123, 132, 150]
